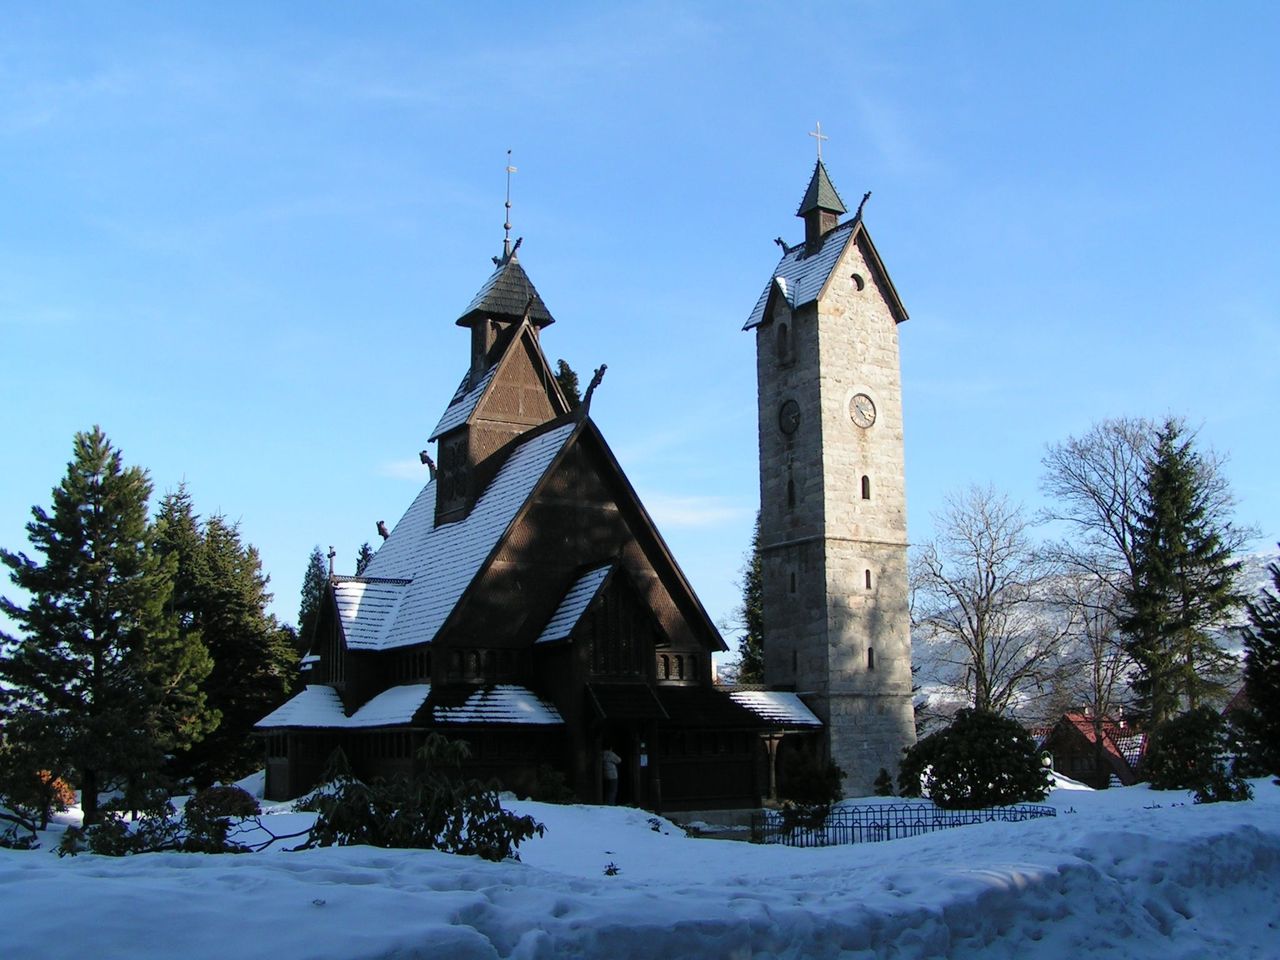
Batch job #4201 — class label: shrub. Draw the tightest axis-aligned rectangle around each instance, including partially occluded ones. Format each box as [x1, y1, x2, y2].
[1226, 707, 1275, 780]
[872, 767, 895, 797]
[186, 785, 260, 820]
[58, 788, 263, 857]
[776, 748, 846, 832]
[780, 749, 845, 806]
[301, 735, 544, 861]
[505, 764, 575, 804]
[0, 747, 75, 831]
[1143, 706, 1253, 803]
[898, 708, 1049, 809]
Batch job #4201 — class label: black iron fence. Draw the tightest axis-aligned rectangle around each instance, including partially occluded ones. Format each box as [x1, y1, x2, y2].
[751, 801, 1057, 847]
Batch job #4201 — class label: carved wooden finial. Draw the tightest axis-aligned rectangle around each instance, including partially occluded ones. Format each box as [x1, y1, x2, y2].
[580, 364, 607, 417]
[419, 449, 437, 480]
[855, 191, 871, 221]
[327, 545, 336, 577]
[376, 520, 390, 540]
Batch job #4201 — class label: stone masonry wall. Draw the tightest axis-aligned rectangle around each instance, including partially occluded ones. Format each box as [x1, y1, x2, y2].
[815, 235, 916, 794]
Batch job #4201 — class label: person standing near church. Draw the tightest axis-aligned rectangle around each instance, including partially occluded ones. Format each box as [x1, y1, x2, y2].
[601, 745, 621, 805]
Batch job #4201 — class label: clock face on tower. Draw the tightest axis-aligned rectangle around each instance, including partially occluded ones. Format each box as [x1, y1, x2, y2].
[849, 393, 876, 429]
[778, 399, 801, 435]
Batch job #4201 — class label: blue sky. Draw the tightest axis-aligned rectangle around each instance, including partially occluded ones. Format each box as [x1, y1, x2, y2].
[2, 2, 1277, 639]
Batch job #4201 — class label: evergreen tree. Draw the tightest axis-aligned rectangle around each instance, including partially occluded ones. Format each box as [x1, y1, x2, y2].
[730, 512, 764, 684]
[195, 517, 296, 784]
[297, 546, 328, 655]
[157, 506, 297, 787]
[555, 359, 581, 410]
[0, 428, 214, 823]
[1121, 420, 1242, 725]
[355, 542, 375, 576]
[1242, 547, 1280, 775]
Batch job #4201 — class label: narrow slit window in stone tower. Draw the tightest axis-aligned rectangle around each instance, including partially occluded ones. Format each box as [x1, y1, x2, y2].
[787, 476, 796, 509]
[861, 475, 872, 500]
[776, 323, 790, 362]
[867, 647, 875, 671]
[865, 569, 872, 589]
[790, 571, 796, 594]
[791, 648, 798, 674]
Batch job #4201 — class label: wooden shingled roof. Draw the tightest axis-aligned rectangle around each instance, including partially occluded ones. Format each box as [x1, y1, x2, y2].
[796, 159, 847, 216]
[456, 254, 554, 328]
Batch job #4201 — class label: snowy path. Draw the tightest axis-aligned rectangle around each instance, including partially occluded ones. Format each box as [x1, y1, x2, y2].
[2, 784, 1278, 959]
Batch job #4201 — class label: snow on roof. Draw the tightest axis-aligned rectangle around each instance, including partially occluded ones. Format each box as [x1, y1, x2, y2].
[535, 564, 613, 644]
[333, 577, 412, 649]
[352, 421, 576, 651]
[429, 364, 498, 441]
[1114, 733, 1147, 768]
[728, 690, 822, 727]
[255, 684, 432, 729]
[743, 219, 857, 330]
[255, 685, 344, 728]
[433, 685, 563, 725]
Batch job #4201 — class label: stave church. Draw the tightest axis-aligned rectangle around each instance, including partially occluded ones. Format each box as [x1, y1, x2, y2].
[257, 150, 915, 806]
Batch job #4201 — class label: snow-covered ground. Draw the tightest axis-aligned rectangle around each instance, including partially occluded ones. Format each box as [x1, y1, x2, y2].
[2, 778, 1278, 959]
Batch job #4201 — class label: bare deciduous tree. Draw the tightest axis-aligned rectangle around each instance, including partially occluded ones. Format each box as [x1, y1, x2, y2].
[912, 485, 1072, 716]
[1040, 417, 1253, 726]
[1040, 416, 1152, 591]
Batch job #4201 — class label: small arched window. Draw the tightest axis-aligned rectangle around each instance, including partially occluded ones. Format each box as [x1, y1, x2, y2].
[861, 475, 872, 500]
[676, 656, 685, 681]
[865, 569, 872, 590]
[659, 654, 670, 680]
[790, 571, 797, 594]
[787, 477, 796, 509]
[776, 322, 790, 361]
[851, 272, 866, 291]
[867, 647, 876, 671]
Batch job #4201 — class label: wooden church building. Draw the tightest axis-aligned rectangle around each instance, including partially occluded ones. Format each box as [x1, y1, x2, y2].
[257, 232, 820, 808]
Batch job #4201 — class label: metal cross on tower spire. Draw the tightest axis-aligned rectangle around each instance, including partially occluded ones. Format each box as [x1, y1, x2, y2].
[808, 121, 828, 161]
[503, 149, 518, 259]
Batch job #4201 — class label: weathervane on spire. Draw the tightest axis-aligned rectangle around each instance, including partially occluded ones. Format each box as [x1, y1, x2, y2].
[808, 121, 828, 161]
[503, 149, 517, 259]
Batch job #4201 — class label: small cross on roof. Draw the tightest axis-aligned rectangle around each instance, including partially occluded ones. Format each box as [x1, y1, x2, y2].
[808, 121, 829, 161]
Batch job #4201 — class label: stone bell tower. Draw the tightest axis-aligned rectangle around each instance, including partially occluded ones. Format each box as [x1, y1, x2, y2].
[743, 153, 916, 796]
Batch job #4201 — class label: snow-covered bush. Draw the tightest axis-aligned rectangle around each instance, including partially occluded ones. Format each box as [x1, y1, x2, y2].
[1143, 706, 1253, 803]
[898, 709, 1049, 808]
[186, 785, 260, 820]
[58, 788, 264, 857]
[301, 735, 544, 861]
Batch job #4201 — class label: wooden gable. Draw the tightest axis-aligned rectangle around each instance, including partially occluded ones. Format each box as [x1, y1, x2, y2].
[435, 322, 570, 525]
[436, 418, 726, 661]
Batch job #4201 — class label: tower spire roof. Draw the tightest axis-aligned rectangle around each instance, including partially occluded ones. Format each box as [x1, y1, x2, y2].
[796, 159, 847, 218]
